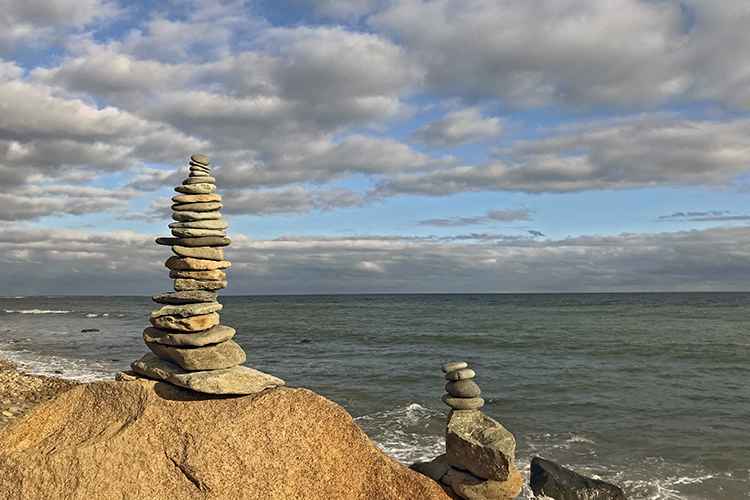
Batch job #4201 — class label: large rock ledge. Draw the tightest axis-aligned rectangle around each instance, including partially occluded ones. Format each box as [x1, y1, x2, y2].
[0, 379, 452, 500]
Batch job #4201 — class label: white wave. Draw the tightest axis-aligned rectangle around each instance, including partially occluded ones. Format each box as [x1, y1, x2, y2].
[85, 313, 98, 318]
[102, 313, 110, 317]
[4, 309, 71, 314]
[0, 348, 118, 383]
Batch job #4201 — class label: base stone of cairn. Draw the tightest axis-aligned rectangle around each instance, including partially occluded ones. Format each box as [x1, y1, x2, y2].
[410, 362, 522, 500]
[128, 154, 284, 395]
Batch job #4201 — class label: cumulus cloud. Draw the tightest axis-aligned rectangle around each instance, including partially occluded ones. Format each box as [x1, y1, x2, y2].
[411, 107, 503, 148]
[0, 0, 117, 44]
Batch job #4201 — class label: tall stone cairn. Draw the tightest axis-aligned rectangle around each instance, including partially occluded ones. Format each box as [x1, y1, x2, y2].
[128, 154, 284, 395]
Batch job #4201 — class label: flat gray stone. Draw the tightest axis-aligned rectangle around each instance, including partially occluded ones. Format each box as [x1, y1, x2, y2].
[172, 211, 222, 221]
[189, 171, 210, 177]
[171, 245, 224, 261]
[171, 194, 221, 203]
[191, 154, 210, 166]
[171, 228, 227, 238]
[189, 162, 210, 170]
[131, 353, 284, 395]
[147, 339, 246, 370]
[165, 256, 231, 270]
[156, 236, 231, 247]
[172, 201, 223, 212]
[445, 368, 475, 381]
[182, 176, 216, 185]
[174, 279, 228, 291]
[152, 290, 218, 304]
[151, 301, 222, 318]
[169, 220, 228, 230]
[174, 183, 216, 194]
[442, 362, 468, 373]
[446, 379, 481, 398]
[150, 312, 220, 332]
[442, 394, 484, 410]
[446, 409, 516, 481]
[169, 269, 226, 280]
[143, 325, 236, 347]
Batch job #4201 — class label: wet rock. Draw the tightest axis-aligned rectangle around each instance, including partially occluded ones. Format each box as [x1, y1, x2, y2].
[530, 457, 627, 500]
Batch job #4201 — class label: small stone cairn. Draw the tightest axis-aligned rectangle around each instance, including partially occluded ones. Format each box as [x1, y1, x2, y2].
[126, 154, 284, 395]
[411, 362, 523, 500]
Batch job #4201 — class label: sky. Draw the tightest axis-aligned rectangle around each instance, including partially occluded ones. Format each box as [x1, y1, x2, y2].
[1, 0, 750, 295]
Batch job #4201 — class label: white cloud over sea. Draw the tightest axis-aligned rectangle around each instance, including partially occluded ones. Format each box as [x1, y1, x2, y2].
[0, 0, 749, 293]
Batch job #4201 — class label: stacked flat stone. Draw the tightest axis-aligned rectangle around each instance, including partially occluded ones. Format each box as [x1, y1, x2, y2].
[442, 361, 484, 410]
[129, 154, 284, 395]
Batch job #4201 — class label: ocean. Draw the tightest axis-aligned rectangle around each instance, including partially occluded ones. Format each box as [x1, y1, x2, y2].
[0, 292, 747, 499]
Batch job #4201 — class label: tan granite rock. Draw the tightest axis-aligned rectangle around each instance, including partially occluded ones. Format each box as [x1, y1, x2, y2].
[171, 201, 223, 212]
[150, 301, 222, 318]
[442, 466, 523, 500]
[171, 194, 222, 203]
[171, 228, 227, 238]
[165, 256, 231, 270]
[174, 279, 228, 291]
[172, 210, 222, 221]
[169, 269, 227, 280]
[174, 183, 216, 194]
[182, 176, 216, 185]
[446, 410, 515, 481]
[169, 219, 228, 229]
[143, 325, 236, 347]
[147, 339, 246, 370]
[171, 245, 224, 261]
[149, 312, 220, 332]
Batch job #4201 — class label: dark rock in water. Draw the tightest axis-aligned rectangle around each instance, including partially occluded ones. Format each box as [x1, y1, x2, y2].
[81, 329, 100, 333]
[300, 339, 312, 344]
[530, 457, 627, 500]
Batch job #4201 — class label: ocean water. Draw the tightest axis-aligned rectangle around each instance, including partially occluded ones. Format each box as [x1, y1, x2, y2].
[0, 293, 748, 499]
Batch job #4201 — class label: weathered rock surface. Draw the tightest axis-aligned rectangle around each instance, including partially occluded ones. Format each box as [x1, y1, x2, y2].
[446, 410, 515, 481]
[150, 301, 223, 318]
[165, 256, 231, 270]
[171, 201, 223, 212]
[189, 170, 210, 177]
[172, 210, 222, 221]
[191, 153, 210, 165]
[171, 194, 222, 203]
[169, 219, 228, 229]
[157, 236, 231, 247]
[442, 362, 468, 373]
[143, 325, 236, 347]
[442, 395, 484, 410]
[172, 245, 224, 261]
[442, 466, 523, 500]
[174, 279, 228, 291]
[182, 176, 216, 185]
[169, 269, 227, 280]
[152, 290, 218, 304]
[0, 379, 453, 499]
[174, 183, 217, 194]
[445, 369, 475, 381]
[149, 312, 220, 332]
[147, 339, 246, 370]
[446, 380, 481, 398]
[171, 228, 227, 238]
[530, 457, 627, 500]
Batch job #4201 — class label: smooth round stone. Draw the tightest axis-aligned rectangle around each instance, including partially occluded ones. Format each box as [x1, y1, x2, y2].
[171, 228, 227, 238]
[172, 211, 221, 221]
[183, 176, 216, 185]
[149, 312, 220, 332]
[174, 183, 216, 194]
[445, 368, 475, 381]
[191, 154, 210, 166]
[156, 236, 231, 247]
[172, 201, 223, 212]
[142, 325, 236, 347]
[151, 301, 222, 318]
[171, 194, 221, 203]
[169, 269, 226, 280]
[446, 379, 481, 398]
[152, 290, 218, 304]
[171, 245, 224, 261]
[165, 256, 231, 270]
[442, 394, 485, 410]
[169, 220, 228, 230]
[442, 362, 468, 373]
[174, 279, 228, 291]
[189, 171, 210, 177]
[146, 339, 246, 371]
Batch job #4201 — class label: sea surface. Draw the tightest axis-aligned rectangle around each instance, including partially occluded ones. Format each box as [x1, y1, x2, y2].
[0, 293, 748, 499]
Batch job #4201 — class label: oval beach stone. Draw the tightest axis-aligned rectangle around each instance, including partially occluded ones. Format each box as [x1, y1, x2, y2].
[152, 290, 218, 304]
[446, 379, 481, 398]
[169, 220, 228, 230]
[169, 269, 226, 280]
[171, 211, 222, 221]
[445, 368, 475, 381]
[149, 312, 220, 332]
[171, 228, 227, 238]
[174, 279, 228, 291]
[189, 171, 210, 177]
[165, 256, 231, 270]
[171, 194, 221, 203]
[171, 245, 224, 261]
[442, 362, 468, 373]
[171, 201, 223, 212]
[142, 325, 236, 347]
[182, 176, 216, 185]
[191, 153, 210, 165]
[174, 184, 216, 194]
[442, 394, 484, 410]
[156, 236, 231, 247]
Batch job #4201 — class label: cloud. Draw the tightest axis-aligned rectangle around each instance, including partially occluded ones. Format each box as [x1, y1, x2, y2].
[418, 208, 532, 226]
[0, 0, 117, 44]
[221, 186, 369, 216]
[411, 107, 503, 148]
[659, 211, 750, 222]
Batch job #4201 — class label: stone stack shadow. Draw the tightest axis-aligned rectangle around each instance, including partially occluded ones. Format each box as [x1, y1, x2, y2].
[128, 154, 284, 395]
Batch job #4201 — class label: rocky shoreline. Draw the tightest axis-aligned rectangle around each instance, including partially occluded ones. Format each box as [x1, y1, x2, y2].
[0, 360, 79, 431]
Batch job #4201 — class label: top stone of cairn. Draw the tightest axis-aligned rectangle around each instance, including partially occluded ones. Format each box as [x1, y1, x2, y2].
[191, 153, 210, 166]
